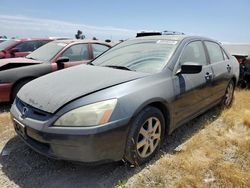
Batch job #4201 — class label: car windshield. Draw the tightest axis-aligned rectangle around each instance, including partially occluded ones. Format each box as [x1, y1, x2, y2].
[92, 39, 179, 73]
[0, 40, 18, 51]
[26, 42, 67, 62]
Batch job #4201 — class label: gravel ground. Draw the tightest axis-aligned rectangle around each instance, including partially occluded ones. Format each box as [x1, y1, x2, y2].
[0, 103, 220, 188]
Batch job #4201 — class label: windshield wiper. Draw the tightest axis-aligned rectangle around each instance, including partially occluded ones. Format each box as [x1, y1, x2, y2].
[26, 56, 37, 60]
[104, 65, 134, 71]
[87, 61, 94, 65]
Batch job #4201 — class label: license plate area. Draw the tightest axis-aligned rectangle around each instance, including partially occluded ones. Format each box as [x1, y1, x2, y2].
[13, 119, 26, 139]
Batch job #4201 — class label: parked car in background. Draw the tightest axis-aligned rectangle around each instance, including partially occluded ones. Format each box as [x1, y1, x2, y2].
[0, 38, 53, 59]
[0, 39, 111, 102]
[11, 35, 239, 165]
[223, 43, 250, 87]
[0, 39, 9, 43]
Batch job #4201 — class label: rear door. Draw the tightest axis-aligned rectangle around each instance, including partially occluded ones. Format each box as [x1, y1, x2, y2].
[204, 41, 231, 101]
[173, 40, 214, 125]
[90, 43, 110, 59]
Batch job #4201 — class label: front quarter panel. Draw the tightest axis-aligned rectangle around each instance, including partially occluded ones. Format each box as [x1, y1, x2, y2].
[53, 71, 175, 132]
[0, 63, 53, 83]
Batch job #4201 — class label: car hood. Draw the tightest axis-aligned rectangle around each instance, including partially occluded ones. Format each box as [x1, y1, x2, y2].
[18, 65, 149, 113]
[0, 57, 42, 71]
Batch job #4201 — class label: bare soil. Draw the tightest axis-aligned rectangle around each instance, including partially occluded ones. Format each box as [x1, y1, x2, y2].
[0, 91, 249, 188]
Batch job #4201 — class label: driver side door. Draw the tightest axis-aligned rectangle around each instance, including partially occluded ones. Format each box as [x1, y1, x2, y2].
[172, 40, 214, 126]
[57, 43, 91, 69]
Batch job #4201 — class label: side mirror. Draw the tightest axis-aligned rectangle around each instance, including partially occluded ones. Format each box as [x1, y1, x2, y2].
[177, 62, 202, 75]
[56, 56, 70, 64]
[56, 56, 70, 69]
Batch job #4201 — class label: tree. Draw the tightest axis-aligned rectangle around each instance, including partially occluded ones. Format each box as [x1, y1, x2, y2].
[75, 30, 85, 39]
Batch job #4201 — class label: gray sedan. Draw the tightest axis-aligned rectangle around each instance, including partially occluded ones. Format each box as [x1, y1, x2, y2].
[10, 35, 239, 165]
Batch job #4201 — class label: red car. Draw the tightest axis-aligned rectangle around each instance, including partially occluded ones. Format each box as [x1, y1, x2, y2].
[0, 39, 112, 102]
[0, 38, 53, 59]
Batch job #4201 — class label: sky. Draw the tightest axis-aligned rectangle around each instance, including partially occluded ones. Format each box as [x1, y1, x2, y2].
[0, 0, 250, 42]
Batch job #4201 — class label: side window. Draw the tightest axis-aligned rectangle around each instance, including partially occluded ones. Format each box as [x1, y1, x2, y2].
[205, 41, 224, 63]
[222, 49, 229, 60]
[15, 41, 41, 52]
[60, 44, 89, 61]
[92, 44, 110, 58]
[179, 41, 207, 66]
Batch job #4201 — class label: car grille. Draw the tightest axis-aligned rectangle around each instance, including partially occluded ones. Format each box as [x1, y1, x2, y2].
[16, 98, 52, 121]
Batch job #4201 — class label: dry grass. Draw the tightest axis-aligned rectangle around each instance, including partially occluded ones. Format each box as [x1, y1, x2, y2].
[0, 112, 15, 145]
[0, 113, 12, 132]
[127, 90, 250, 188]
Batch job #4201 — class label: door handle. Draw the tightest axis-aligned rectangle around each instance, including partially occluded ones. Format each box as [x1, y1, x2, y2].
[205, 72, 213, 81]
[227, 64, 232, 73]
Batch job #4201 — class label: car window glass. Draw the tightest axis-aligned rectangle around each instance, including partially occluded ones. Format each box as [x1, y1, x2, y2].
[222, 49, 229, 60]
[92, 39, 179, 73]
[92, 44, 110, 58]
[15, 41, 41, 52]
[0, 40, 18, 50]
[205, 41, 224, 63]
[61, 44, 89, 61]
[179, 41, 207, 65]
[26, 42, 67, 62]
[38, 40, 51, 47]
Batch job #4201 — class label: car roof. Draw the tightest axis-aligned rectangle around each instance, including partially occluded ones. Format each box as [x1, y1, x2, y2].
[131, 35, 188, 41]
[11, 38, 53, 42]
[130, 35, 217, 43]
[52, 39, 112, 46]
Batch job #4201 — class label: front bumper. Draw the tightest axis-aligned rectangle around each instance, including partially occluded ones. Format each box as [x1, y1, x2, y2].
[0, 83, 13, 102]
[10, 102, 131, 163]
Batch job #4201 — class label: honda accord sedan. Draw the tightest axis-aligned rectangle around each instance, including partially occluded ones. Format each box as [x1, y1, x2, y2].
[10, 35, 239, 165]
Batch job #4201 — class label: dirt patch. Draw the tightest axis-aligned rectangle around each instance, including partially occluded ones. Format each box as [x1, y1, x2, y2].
[0, 91, 249, 188]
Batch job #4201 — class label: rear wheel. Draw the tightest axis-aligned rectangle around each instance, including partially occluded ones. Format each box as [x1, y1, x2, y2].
[124, 106, 165, 165]
[221, 80, 235, 108]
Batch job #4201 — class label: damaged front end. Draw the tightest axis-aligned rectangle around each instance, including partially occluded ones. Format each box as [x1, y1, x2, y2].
[0, 63, 38, 71]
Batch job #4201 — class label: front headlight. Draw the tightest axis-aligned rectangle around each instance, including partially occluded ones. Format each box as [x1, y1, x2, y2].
[54, 99, 117, 127]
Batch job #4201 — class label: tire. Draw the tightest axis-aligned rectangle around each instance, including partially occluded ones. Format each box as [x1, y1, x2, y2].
[221, 80, 235, 108]
[124, 106, 165, 165]
[11, 79, 32, 101]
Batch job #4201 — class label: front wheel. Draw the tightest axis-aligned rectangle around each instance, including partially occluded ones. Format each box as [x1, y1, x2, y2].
[124, 106, 165, 165]
[221, 80, 235, 108]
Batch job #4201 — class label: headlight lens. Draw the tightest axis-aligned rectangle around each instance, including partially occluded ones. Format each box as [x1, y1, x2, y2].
[54, 99, 117, 127]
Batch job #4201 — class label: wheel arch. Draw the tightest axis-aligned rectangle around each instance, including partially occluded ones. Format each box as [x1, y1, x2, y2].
[231, 76, 237, 86]
[131, 98, 171, 136]
[10, 76, 37, 100]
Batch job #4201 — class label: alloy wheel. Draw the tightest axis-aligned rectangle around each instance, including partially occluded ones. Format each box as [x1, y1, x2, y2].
[136, 117, 161, 158]
[225, 82, 234, 106]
